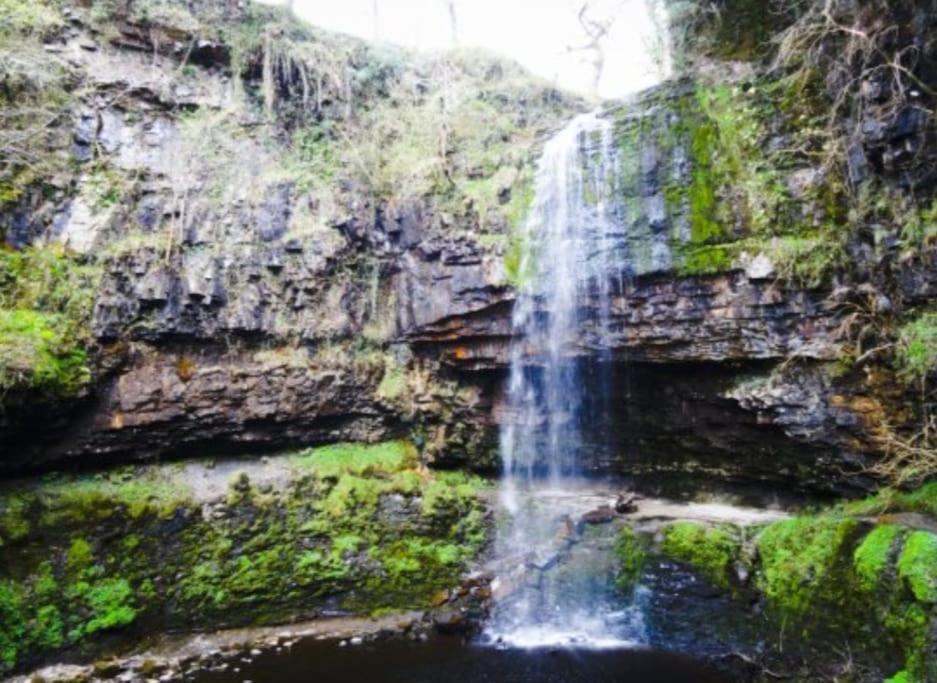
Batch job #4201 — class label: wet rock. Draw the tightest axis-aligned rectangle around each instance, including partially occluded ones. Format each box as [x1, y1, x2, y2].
[615, 493, 639, 514]
[555, 515, 578, 544]
[580, 505, 616, 525]
[433, 609, 468, 635]
[92, 659, 122, 679]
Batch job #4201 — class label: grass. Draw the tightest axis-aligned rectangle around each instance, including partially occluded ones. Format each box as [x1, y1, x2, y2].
[896, 314, 937, 384]
[289, 440, 417, 478]
[0, 0, 62, 37]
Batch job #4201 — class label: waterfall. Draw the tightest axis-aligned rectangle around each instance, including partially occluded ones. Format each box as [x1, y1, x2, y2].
[485, 112, 648, 649]
[500, 112, 621, 498]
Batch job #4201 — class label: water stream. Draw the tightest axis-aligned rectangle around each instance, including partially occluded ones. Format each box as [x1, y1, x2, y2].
[483, 112, 639, 649]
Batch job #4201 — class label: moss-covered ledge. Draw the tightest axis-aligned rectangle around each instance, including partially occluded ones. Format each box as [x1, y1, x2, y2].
[0, 440, 490, 674]
[646, 487, 937, 681]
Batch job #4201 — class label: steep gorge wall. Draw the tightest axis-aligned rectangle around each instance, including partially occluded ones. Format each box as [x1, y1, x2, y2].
[1, 0, 936, 496]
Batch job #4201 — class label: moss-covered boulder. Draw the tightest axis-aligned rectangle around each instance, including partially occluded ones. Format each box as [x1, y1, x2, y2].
[655, 500, 937, 680]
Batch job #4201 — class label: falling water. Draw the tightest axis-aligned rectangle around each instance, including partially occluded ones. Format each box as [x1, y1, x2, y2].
[499, 112, 621, 499]
[484, 112, 648, 649]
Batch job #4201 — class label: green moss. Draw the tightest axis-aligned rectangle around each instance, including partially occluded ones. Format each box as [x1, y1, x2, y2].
[0, 247, 100, 403]
[686, 116, 724, 245]
[377, 364, 407, 402]
[655, 78, 844, 283]
[33, 469, 193, 527]
[896, 313, 937, 384]
[66, 539, 93, 573]
[853, 525, 902, 592]
[897, 532, 937, 603]
[673, 244, 734, 277]
[0, 581, 25, 668]
[844, 483, 937, 521]
[0, 441, 490, 671]
[755, 515, 858, 614]
[421, 470, 484, 516]
[78, 578, 137, 636]
[289, 440, 416, 477]
[661, 522, 739, 589]
[0, 309, 89, 398]
[0, 495, 30, 545]
[613, 527, 647, 594]
[885, 671, 918, 683]
[884, 602, 933, 680]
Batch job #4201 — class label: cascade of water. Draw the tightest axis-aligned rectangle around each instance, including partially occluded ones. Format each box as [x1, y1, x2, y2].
[484, 112, 646, 649]
[482, 0, 673, 649]
[500, 113, 620, 493]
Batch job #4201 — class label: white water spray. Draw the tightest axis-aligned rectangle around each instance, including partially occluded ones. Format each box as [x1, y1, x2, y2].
[485, 112, 640, 649]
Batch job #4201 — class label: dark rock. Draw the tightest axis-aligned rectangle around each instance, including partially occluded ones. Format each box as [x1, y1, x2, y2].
[580, 505, 616, 525]
[615, 493, 639, 514]
[433, 609, 468, 635]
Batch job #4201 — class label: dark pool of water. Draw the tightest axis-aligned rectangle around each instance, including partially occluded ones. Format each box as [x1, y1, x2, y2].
[192, 637, 731, 683]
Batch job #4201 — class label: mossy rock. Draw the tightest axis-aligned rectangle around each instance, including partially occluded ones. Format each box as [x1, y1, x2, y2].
[0, 441, 490, 673]
[660, 521, 740, 589]
[755, 515, 860, 615]
[613, 526, 648, 594]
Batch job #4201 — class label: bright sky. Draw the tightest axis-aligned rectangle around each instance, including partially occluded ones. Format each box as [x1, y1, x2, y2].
[260, 0, 671, 99]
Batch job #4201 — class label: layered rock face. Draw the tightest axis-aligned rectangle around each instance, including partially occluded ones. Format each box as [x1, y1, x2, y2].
[1, 0, 935, 496]
[0, 1, 546, 472]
